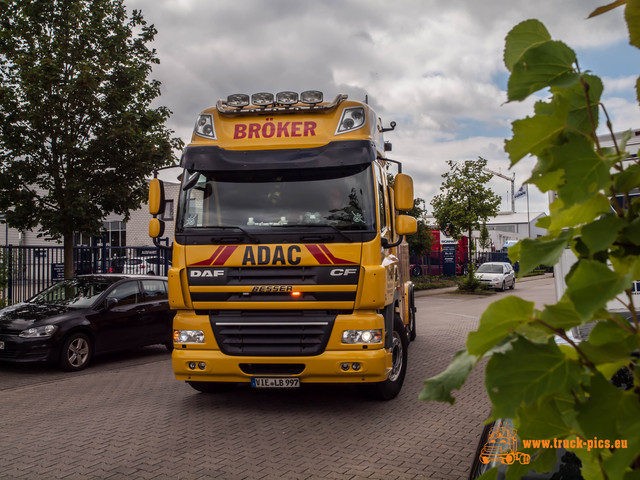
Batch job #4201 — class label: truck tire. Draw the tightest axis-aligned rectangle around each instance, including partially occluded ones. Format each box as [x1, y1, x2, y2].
[360, 315, 408, 401]
[408, 286, 417, 341]
[187, 381, 235, 393]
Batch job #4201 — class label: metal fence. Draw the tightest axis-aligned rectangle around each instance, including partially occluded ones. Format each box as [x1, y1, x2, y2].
[410, 251, 510, 277]
[0, 245, 172, 305]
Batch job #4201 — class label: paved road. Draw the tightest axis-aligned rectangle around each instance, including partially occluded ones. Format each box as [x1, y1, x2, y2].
[0, 276, 555, 480]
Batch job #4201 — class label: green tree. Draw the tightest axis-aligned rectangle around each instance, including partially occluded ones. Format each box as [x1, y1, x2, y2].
[420, 2, 640, 478]
[406, 197, 434, 259]
[431, 157, 501, 281]
[479, 222, 491, 252]
[0, 0, 183, 278]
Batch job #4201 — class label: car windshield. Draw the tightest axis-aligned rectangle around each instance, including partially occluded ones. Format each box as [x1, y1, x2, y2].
[176, 164, 376, 232]
[477, 264, 504, 274]
[29, 277, 118, 308]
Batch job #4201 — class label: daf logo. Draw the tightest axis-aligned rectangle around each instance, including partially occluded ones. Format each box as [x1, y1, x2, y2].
[190, 269, 225, 278]
[330, 268, 358, 276]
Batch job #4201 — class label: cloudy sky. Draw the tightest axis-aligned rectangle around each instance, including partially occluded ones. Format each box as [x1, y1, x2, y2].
[126, 0, 640, 216]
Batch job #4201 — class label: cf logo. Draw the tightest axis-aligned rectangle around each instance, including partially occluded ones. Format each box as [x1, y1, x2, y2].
[330, 268, 358, 276]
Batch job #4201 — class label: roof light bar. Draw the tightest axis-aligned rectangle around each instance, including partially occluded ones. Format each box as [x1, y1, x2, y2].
[226, 94, 250, 108]
[251, 92, 274, 107]
[276, 91, 298, 105]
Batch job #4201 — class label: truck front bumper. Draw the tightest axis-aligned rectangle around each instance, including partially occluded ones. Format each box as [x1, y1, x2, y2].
[172, 347, 391, 384]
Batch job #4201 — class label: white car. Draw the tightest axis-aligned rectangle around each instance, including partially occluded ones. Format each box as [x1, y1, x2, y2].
[123, 257, 171, 276]
[475, 262, 516, 291]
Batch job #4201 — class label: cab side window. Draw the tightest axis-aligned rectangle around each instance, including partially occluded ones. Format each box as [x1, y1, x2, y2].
[375, 164, 388, 232]
[107, 281, 141, 306]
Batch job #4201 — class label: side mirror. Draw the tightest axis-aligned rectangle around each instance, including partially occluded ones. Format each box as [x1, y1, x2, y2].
[394, 173, 414, 211]
[105, 297, 118, 310]
[149, 218, 165, 239]
[149, 178, 166, 216]
[396, 214, 417, 235]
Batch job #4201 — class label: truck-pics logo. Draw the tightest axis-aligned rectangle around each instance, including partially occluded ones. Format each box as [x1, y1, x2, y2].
[479, 420, 530, 466]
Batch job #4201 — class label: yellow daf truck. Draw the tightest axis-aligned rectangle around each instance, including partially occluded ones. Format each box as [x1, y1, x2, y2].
[149, 91, 417, 400]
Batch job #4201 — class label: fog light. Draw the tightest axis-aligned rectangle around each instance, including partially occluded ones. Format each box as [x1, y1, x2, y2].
[352, 363, 361, 371]
[188, 362, 196, 370]
[198, 362, 206, 370]
[341, 363, 350, 371]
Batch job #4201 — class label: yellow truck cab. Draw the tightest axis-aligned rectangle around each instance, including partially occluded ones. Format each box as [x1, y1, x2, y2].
[149, 91, 417, 400]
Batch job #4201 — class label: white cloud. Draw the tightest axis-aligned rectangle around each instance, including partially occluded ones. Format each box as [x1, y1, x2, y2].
[128, 0, 637, 219]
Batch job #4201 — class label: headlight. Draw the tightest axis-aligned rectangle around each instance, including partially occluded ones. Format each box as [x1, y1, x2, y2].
[174, 330, 205, 344]
[336, 107, 366, 135]
[342, 329, 382, 344]
[194, 114, 216, 139]
[19, 325, 58, 338]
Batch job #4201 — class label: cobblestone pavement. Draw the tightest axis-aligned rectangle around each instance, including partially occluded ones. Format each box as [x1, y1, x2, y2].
[0, 277, 555, 480]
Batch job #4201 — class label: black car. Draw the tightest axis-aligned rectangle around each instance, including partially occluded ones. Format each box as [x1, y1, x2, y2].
[0, 274, 175, 371]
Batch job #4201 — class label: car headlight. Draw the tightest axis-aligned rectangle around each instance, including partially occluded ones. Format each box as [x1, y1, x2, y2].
[19, 325, 58, 338]
[342, 329, 382, 344]
[173, 330, 205, 344]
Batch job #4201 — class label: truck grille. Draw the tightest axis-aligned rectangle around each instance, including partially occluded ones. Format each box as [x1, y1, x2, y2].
[210, 310, 336, 356]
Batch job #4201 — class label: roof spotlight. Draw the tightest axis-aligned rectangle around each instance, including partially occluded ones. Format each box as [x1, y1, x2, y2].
[251, 92, 275, 107]
[226, 94, 250, 108]
[276, 91, 298, 105]
[300, 90, 323, 105]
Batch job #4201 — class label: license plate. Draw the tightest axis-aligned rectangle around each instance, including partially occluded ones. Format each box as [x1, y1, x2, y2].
[251, 377, 300, 388]
[0, 341, 4, 350]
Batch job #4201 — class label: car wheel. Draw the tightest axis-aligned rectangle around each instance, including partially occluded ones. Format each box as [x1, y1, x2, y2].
[359, 315, 408, 400]
[187, 381, 236, 393]
[500, 281, 506, 292]
[510, 278, 515, 290]
[59, 332, 92, 371]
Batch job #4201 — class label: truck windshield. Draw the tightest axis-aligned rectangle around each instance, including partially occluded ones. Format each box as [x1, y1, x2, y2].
[176, 164, 376, 232]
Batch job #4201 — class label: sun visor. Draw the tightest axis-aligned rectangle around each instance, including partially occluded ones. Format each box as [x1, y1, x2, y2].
[180, 140, 376, 171]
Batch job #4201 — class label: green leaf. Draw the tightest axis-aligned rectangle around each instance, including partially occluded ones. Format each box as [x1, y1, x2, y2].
[505, 114, 565, 165]
[418, 349, 477, 404]
[580, 214, 626, 255]
[626, 0, 640, 48]
[507, 40, 579, 101]
[565, 260, 633, 320]
[613, 164, 640, 193]
[486, 336, 584, 419]
[547, 194, 611, 231]
[588, 0, 626, 18]
[518, 397, 574, 440]
[514, 229, 573, 276]
[467, 297, 534, 356]
[538, 298, 583, 332]
[503, 19, 551, 72]
[588, 318, 633, 346]
[554, 74, 603, 134]
[576, 373, 624, 439]
[548, 136, 610, 207]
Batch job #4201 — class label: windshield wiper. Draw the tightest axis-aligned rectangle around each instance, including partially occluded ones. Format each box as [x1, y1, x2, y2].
[272, 224, 355, 243]
[210, 226, 260, 244]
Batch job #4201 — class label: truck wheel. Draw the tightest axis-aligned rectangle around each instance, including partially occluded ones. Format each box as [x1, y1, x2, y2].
[410, 265, 422, 277]
[360, 315, 408, 401]
[59, 332, 92, 371]
[408, 287, 417, 341]
[187, 381, 235, 393]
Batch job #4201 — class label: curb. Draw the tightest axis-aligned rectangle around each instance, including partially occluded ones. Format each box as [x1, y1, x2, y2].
[414, 272, 554, 297]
